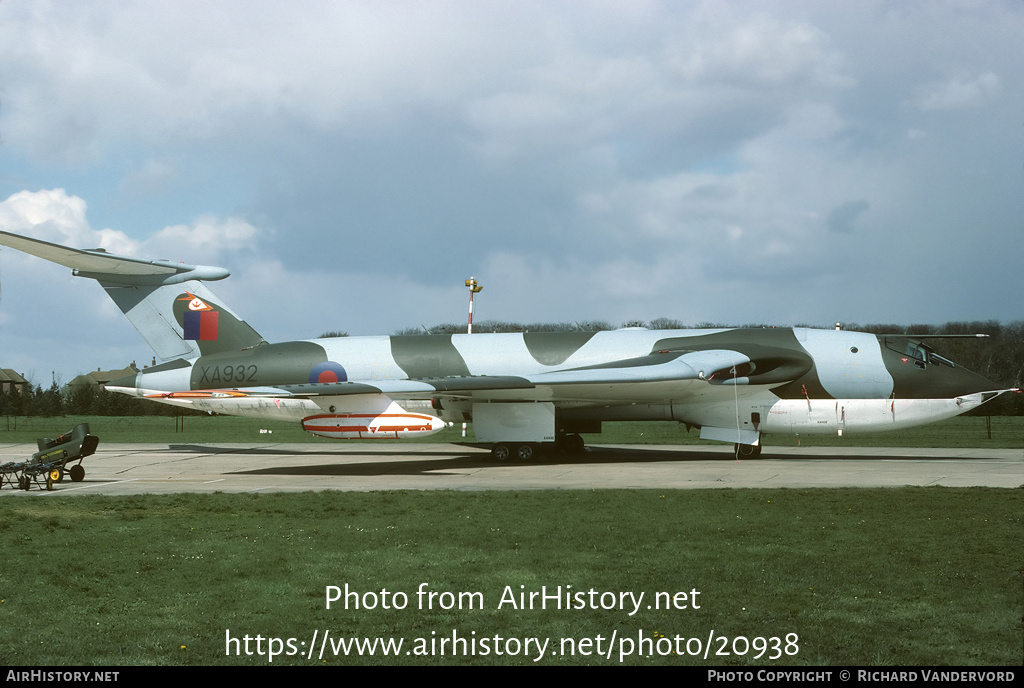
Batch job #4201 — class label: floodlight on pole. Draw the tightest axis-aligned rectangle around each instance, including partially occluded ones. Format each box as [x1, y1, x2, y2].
[462, 276, 483, 439]
[465, 276, 482, 334]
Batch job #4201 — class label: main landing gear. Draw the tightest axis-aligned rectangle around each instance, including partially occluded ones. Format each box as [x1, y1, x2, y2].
[491, 443, 537, 461]
[490, 433, 587, 461]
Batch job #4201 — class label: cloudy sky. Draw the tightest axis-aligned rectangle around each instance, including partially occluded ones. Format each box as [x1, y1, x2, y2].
[1, 1, 1021, 384]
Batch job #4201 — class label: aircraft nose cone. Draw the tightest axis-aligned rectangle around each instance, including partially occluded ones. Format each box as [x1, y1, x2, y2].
[945, 365, 1003, 397]
[890, 359, 1002, 399]
[877, 336, 1007, 399]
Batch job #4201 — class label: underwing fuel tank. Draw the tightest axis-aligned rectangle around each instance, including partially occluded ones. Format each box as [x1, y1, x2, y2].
[302, 412, 447, 439]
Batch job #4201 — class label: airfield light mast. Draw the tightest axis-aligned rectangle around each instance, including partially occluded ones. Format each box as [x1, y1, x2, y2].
[462, 276, 483, 438]
[465, 276, 482, 334]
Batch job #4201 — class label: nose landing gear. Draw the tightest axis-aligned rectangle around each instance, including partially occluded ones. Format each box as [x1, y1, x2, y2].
[734, 443, 762, 458]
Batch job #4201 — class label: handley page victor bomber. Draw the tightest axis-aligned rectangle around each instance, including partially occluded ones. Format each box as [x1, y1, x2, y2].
[0, 229, 1016, 460]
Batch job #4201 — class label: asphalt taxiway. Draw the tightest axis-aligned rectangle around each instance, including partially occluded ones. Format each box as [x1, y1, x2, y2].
[1, 442, 1021, 495]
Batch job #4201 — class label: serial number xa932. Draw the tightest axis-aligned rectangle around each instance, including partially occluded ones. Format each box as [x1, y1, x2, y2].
[198, 365, 258, 385]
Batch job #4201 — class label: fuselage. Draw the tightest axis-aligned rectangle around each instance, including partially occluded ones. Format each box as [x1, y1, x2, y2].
[110, 327, 1004, 439]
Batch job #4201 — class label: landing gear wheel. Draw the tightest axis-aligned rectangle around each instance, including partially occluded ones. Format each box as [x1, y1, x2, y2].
[492, 443, 512, 461]
[49, 467, 64, 483]
[554, 432, 586, 455]
[69, 465, 85, 482]
[734, 443, 762, 458]
[515, 443, 536, 462]
[46, 476, 54, 491]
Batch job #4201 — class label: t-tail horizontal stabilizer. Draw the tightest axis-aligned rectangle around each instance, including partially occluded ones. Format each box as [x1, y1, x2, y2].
[0, 230, 264, 360]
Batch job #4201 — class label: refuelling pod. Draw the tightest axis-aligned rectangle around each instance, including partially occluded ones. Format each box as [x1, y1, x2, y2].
[302, 398, 447, 439]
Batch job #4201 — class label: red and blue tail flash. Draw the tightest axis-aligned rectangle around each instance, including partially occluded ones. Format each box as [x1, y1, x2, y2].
[183, 310, 219, 340]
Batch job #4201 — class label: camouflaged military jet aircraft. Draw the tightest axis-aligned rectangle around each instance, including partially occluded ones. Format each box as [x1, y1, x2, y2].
[1, 229, 1015, 460]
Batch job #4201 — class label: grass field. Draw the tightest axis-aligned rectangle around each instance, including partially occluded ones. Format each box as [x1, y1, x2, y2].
[1, 415, 1021, 666]
[2, 413, 1023, 448]
[0, 489, 1020, 666]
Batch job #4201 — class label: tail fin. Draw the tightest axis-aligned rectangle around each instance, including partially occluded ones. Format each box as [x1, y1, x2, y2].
[0, 230, 264, 360]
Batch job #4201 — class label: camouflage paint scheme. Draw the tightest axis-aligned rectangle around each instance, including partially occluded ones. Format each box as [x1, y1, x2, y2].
[0, 230, 1013, 451]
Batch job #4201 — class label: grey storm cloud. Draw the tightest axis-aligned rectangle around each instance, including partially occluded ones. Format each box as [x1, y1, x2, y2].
[0, 1, 1022, 383]
[827, 200, 871, 234]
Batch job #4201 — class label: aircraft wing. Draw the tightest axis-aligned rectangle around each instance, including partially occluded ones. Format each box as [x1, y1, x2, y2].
[140, 377, 534, 400]
[136, 348, 775, 403]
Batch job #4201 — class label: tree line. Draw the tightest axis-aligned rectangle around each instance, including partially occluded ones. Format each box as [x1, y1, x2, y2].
[0, 383, 201, 418]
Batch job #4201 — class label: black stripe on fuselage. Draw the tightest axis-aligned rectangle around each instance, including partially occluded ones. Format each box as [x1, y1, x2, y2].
[389, 335, 472, 379]
[523, 332, 598, 366]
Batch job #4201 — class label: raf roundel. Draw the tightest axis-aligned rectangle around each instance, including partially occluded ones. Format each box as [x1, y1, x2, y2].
[309, 361, 348, 384]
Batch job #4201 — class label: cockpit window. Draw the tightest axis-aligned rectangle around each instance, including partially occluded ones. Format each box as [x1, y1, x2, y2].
[884, 337, 956, 367]
[886, 337, 927, 361]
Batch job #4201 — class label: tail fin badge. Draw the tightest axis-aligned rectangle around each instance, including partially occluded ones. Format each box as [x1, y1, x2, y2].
[178, 292, 219, 341]
[180, 293, 214, 311]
